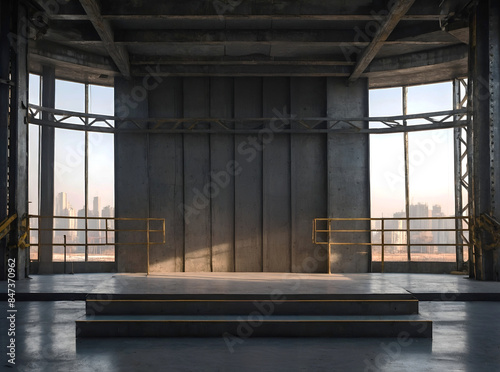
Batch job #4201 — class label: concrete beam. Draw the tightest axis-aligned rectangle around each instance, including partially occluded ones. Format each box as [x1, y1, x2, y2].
[349, 0, 416, 83]
[132, 64, 352, 77]
[29, 40, 117, 73]
[107, 29, 458, 45]
[79, 0, 130, 78]
[97, 0, 442, 18]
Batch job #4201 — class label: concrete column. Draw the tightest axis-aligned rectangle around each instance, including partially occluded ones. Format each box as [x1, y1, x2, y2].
[38, 65, 56, 275]
[290, 78, 328, 273]
[471, 0, 500, 281]
[114, 77, 149, 273]
[10, 1, 29, 279]
[327, 78, 371, 273]
[0, 0, 11, 280]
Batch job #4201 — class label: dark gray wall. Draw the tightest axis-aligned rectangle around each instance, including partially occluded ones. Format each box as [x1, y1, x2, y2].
[115, 76, 370, 273]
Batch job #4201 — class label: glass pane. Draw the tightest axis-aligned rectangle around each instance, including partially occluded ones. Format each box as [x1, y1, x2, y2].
[369, 87, 406, 261]
[55, 79, 85, 125]
[408, 129, 455, 262]
[407, 82, 453, 115]
[53, 129, 85, 262]
[89, 84, 114, 128]
[88, 132, 115, 262]
[28, 74, 41, 260]
[369, 87, 402, 129]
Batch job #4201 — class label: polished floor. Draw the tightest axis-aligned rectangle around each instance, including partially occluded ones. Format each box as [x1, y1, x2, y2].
[1, 273, 500, 371]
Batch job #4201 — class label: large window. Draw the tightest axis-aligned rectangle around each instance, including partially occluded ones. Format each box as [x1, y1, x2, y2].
[28, 75, 115, 262]
[28, 74, 41, 261]
[370, 82, 458, 263]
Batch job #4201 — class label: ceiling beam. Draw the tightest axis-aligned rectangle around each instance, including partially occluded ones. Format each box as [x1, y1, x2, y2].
[48, 14, 443, 22]
[348, 0, 416, 83]
[131, 64, 352, 77]
[78, 0, 130, 78]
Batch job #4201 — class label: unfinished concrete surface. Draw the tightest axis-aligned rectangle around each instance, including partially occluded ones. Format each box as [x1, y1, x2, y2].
[1, 273, 500, 371]
[114, 76, 371, 273]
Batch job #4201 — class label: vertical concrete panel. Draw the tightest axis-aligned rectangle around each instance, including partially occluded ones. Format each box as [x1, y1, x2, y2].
[210, 77, 235, 272]
[327, 77, 370, 273]
[290, 78, 328, 273]
[234, 77, 263, 272]
[262, 77, 291, 272]
[148, 78, 184, 272]
[183, 77, 211, 272]
[115, 77, 149, 273]
[12, 2, 29, 278]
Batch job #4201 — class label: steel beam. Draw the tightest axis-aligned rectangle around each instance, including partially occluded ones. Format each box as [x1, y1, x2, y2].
[349, 0, 416, 83]
[79, 0, 130, 78]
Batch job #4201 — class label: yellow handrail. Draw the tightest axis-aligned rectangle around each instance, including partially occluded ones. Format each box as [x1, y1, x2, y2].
[313, 216, 472, 273]
[28, 215, 166, 275]
[0, 214, 17, 240]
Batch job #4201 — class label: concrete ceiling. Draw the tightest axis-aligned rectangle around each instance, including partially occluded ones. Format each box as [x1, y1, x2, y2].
[27, 0, 471, 87]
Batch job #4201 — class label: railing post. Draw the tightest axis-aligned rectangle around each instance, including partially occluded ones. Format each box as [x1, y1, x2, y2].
[146, 219, 150, 276]
[328, 219, 331, 275]
[63, 234, 67, 274]
[381, 219, 385, 273]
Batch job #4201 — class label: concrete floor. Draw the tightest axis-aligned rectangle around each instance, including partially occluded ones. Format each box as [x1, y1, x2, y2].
[1, 273, 500, 371]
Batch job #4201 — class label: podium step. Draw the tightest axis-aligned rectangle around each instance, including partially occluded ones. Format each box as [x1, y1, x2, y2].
[85, 293, 419, 316]
[76, 314, 432, 338]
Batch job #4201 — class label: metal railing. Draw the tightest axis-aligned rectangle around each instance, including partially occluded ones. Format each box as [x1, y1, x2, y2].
[313, 216, 472, 273]
[28, 215, 166, 275]
[1, 214, 29, 249]
[0, 214, 17, 241]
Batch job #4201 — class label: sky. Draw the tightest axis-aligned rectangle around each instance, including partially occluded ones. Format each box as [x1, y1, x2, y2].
[28, 75, 456, 219]
[28, 75, 115, 215]
[369, 82, 455, 217]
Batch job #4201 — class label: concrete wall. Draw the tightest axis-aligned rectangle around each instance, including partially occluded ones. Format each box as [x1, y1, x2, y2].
[115, 76, 371, 273]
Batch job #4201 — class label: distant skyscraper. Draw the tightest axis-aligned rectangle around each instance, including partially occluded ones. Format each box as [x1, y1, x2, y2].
[93, 196, 101, 218]
[55, 192, 68, 216]
[102, 205, 114, 217]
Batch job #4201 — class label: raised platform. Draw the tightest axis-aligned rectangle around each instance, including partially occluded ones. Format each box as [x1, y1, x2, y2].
[72, 273, 436, 338]
[77, 292, 430, 338]
[5, 272, 500, 339]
